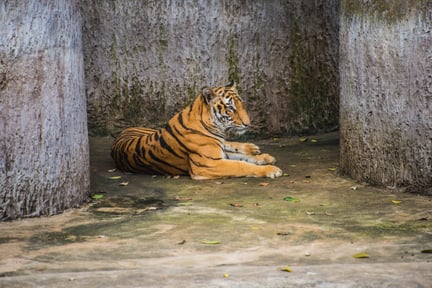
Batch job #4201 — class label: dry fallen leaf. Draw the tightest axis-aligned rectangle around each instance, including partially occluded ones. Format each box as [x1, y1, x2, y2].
[392, 200, 402, 204]
[305, 211, 316, 215]
[108, 176, 122, 180]
[35, 265, 48, 272]
[230, 203, 243, 207]
[201, 240, 220, 245]
[250, 226, 261, 230]
[353, 252, 370, 258]
[259, 182, 270, 187]
[173, 175, 180, 179]
[119, 182, 129, 186]
[280, 266, 293, 272]
[107, 168, 116, 173]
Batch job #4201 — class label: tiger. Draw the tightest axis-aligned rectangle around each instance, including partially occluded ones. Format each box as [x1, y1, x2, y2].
[111, 81, 283, 180]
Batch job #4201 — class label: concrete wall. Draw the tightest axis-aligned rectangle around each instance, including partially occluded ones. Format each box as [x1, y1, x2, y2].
[82, 0, 339, 136]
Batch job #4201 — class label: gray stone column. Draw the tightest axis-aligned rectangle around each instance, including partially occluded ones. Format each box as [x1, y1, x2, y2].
[0, 0, 90, 219]
[339, 1, 432, 191]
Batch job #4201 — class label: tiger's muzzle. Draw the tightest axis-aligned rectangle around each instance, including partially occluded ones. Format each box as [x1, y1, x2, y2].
[227, 124, 249, 135]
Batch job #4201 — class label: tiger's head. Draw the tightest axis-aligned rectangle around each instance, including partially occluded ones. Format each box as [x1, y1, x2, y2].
[202, 81, 250, 135]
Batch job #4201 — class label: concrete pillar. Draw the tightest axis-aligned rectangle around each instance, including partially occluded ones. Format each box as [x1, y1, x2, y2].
[339, 1, 432, 191]
[0, 0, 90, 219]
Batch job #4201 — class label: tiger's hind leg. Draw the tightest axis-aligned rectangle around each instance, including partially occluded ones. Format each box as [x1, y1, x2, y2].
[111, 127, 160, 173]
[224, 141, 277, 165]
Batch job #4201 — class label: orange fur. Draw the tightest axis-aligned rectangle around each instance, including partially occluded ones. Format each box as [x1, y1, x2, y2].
[111, 82, 282, 179]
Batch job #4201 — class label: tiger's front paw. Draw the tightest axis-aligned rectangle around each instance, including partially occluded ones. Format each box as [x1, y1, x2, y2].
[255, 153, 277, 165]
[264, 165, 283, 178]
[243, 143, 261, 155]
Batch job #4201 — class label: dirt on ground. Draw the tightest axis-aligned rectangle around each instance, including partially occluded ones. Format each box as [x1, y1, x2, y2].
[0, 132, 431, 287]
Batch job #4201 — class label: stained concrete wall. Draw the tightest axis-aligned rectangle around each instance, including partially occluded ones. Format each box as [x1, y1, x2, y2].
[82, 0, 339, 136]
[339, 1, 432, 190]
[0, 1, 90, 219]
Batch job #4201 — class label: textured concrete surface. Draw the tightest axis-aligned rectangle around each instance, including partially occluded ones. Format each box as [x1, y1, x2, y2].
[1, 133, 431, 287]
[83, 0, 339, 135]
[339, 1, 432, 187]
[0, 1, 89, 220]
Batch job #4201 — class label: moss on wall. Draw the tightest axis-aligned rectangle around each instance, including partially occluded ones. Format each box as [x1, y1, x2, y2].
[288, 16, 339, 134]
[227, 35, 241, 87]
[341, 0, 427, 23]
[83, 0, 339, 136]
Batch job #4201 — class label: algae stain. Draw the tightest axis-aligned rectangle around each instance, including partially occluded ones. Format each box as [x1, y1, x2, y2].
[158, 23, 169, 49]
[288, 18, 315, 131]
[106, 33, 129, 131]
[344, 221, 431, 238]
[123, 75, 145, 124]
[288, 17, 338, 133]
[227, 34, 241, 86]
[157, 23, 169, 72]
[341, 0, 425, 23]
[27, 231, 87, 250]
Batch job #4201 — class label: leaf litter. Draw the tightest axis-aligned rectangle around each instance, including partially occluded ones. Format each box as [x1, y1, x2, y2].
[201, 240, 221, 245]
[353, 252, 370, 258]
[280, 266, 293, 272]
[283, 196, 301, 202]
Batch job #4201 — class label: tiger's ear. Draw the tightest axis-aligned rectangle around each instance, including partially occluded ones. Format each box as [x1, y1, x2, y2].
[201, 87, 215, 104]
[225, 80, 236, 88]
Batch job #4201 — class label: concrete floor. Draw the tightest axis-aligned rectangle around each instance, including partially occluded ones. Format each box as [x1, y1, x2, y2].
[1, 132, 431, 287]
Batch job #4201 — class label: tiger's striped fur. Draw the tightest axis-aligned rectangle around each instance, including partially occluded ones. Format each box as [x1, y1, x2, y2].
[111, 82, 282, 180]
